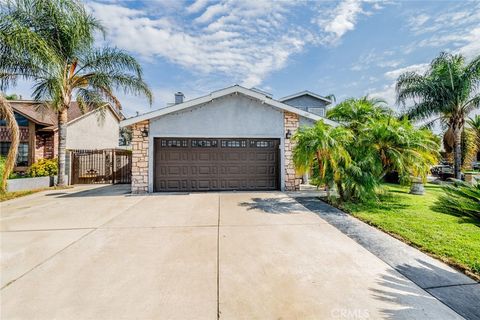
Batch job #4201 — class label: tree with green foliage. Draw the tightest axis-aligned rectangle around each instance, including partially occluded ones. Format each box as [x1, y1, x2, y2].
[293, 120, 353, 201]
[396, 52, 480, 179]
[294, 97, 440, 202]
[0, 0, 152, 186]
[361, 117, 440, 183]
[3, 93, 20, 100]
[434, 180, 480, 220]
[468, 115, 480, 148]
[327, 96, 391, 132]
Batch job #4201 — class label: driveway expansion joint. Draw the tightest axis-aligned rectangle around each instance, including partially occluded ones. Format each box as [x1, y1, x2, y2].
[0, 228, 96, 290]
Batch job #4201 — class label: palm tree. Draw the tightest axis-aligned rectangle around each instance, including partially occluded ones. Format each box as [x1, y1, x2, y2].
[396, 52, 480, 179]
[361, 117, 440, 183]
[0, 94, 19, 192]
[327, 96, 391, 133]
[468, 115, 480, 144]
[0, 0, 152, 186]
[293, 120, 353, 201]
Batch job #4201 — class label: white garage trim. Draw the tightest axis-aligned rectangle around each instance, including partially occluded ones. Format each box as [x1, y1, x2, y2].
[121, 85, 338, 127]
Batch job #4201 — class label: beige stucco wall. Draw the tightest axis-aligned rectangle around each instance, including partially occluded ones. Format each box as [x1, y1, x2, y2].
[66, 108, 119, 150]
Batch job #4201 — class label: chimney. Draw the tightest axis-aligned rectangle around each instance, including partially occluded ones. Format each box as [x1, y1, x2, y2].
[174, 92, 184, 104]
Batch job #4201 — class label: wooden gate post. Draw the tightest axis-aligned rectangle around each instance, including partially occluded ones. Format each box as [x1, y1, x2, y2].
[112, 149, 116, 184]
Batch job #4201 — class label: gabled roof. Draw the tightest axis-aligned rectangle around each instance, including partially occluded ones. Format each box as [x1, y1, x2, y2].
[8, 100, 122, 131]
[121, 85, 338, 127]
[279, 90, 332, 104]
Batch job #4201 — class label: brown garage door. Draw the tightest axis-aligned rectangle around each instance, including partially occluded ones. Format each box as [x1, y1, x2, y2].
[154, 138, 280, 192]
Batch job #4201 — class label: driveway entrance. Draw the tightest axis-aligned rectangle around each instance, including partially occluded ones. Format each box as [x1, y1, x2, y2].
[0, 185, 462, 319]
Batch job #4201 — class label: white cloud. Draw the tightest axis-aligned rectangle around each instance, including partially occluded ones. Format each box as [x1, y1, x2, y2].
[384, 63, 429, 80]
[87, 1, 308, 88]
[408, 13, 430, 33]
[85, 0, 391, 89]
[315, 0, 365, 45]
[458, 27, 480, 59]
[368, 83, 396, 106]
[186, 0, 211, 14]
[350, 49, 402, 71]
[314, 0, 386, 45]
[404, 2, 480, 58]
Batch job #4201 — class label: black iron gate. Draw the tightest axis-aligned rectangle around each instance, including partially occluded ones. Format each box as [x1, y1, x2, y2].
[70, 149, 132, 184]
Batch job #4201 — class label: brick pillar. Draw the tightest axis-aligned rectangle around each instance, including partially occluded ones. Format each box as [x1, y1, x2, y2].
[284, 112, 301, 191]
[131, 120, 149, 193]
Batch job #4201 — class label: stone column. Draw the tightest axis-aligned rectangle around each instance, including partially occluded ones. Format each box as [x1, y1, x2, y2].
[131, 120, 149, 194]
[284, 112, 301, 191]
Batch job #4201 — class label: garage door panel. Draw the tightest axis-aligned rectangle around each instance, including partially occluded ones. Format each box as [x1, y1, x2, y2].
[195, 152, 211, 161]
[198, 166, 214, 175]
[154, 138, 279, 191]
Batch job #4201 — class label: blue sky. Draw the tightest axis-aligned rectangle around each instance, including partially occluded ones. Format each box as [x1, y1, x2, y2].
[11, 0, 480, 117]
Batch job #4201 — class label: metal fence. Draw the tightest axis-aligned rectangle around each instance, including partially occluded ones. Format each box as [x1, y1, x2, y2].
[70, 149, 131, 185]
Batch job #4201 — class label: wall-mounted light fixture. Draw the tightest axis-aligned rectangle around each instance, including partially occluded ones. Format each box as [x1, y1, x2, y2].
[141, 127, 149, 138]
[285, 129, 292, 139]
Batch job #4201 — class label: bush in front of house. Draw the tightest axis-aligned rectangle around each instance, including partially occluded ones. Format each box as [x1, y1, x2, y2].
[27, 158, 58, 177]
[434, 180, 480, 220]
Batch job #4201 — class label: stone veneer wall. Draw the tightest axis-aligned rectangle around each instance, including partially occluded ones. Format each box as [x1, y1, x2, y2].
[131, 120, 149, 193]
[284, 112, 301, 191]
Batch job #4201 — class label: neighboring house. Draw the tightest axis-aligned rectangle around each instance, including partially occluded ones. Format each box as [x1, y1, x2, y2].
[121, 85, 336, 193]
[0, 101, 122, 171]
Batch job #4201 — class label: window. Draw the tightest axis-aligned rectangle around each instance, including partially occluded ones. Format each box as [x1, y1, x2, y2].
[17, 143, 28, 166]
[221, 140, 247, 148]
[160, 139, 188, 147]
[307, 107, 325, 117]
[0, 142, 29, 166]
[250, 140, 273, 148]
[192, 140, 218, 147]
[0, 113, 29, 127]
[0, 142, 9, 156]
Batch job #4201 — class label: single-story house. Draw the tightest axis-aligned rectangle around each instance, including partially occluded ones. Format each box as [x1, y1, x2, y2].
[0, 101, 122, 171]
[122, 85, 337, 193]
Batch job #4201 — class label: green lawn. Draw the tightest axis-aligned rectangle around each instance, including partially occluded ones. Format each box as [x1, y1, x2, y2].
[340, 183, 480, 280]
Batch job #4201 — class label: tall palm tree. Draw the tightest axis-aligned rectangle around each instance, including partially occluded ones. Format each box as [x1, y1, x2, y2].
[293, 120, 353, 201]
[396, 52, 480, 179]
[0, 94, 19, 192]
[0, 0, 152, 186]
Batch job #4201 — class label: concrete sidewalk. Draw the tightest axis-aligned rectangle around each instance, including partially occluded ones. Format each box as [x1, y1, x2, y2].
[1, 185, 466, 319]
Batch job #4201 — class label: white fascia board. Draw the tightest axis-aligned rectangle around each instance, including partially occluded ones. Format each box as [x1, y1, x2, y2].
[120, 85, 339, 127]
[279, 91, 332, 104]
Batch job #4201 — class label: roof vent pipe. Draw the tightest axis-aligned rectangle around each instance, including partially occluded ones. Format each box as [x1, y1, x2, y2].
[174, 92, 184, 104]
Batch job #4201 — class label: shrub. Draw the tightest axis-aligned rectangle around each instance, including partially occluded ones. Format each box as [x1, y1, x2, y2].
[27, 158, 58, 177]
[0, 156, 20, 182]
[434, 180, 480, 220]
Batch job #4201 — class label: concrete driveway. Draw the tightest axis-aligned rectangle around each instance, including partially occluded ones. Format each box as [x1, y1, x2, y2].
[0, 185, 462, 319]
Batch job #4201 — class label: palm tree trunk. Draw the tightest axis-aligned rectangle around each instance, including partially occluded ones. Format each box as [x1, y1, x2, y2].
[0, 95, 19, 193]
[56, 107, 68, 186]
[453, 126, 462, 180]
